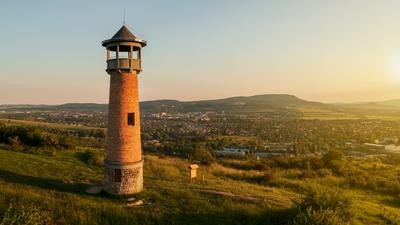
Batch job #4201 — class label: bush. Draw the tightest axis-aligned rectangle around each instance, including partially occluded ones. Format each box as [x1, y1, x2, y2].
[299, 184, 354, 223]
[0, 123, 76, 149]
[58, 136, 75, 149]
[322, 150, 345, 173]
[7, 136, 21, 146]
[0, 202, 51, 225]
[292, 208, 346, 225]
[192, 144, 215, 165]
[78, 150, 104, 167]
[263, 170, 279, 182]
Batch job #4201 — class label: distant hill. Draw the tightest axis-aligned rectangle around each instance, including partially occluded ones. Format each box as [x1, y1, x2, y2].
[336, 98, 400, 112]
[0, 103, 108, 112]
[0, 94, 323, 113]
[2, 95, 400, 116]
[140, 94, 324, 113]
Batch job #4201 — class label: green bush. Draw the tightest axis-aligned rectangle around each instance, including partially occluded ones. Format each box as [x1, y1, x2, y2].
[192, 144, 215, 165]
[78, 150, 104, 167]
[322, 150, 345, 173]
[0, 123, 76, 149]
[299, 184, 354, 223]
[292, 208, 346, 225]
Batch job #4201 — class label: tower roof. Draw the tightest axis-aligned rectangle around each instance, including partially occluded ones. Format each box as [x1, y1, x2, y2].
[102, 25, 147, 47]
[112, 25, 137, 39]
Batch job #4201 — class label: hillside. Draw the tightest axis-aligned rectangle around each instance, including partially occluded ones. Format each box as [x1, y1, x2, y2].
[0, 103, 108, 112]
[1, 112, 400, 224]
[3, 95, 400, 120]
[337, 99, 400, 111]
[0, 145, 397, 224]
[0, 94, 325, 114]
[140, 94, 324, 113]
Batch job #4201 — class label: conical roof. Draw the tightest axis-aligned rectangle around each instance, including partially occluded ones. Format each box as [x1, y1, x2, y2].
[112, 25, 136, 39]
[102, 25, 146, 47]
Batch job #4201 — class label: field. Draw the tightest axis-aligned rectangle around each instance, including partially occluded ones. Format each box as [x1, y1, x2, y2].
[0, 148, 297, 225]
[0, 145, 400, 224]
[1, 120, 400, 224]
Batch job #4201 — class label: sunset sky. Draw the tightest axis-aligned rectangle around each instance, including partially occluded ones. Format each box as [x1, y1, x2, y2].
[2, 0, 400, 104]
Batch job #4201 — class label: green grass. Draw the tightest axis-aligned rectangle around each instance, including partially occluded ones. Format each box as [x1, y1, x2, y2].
[0, 118, 104, 130]
[0, 149, 298, 225]
[0, 147, 398, 224]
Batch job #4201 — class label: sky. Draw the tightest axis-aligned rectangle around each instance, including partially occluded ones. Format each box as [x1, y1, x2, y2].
[2, 0, 400, 104]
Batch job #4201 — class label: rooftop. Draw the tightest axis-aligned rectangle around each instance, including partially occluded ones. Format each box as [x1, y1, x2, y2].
[102, 25, 147, 47]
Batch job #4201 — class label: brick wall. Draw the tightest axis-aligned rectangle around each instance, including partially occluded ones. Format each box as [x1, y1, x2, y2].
[107, 71, 142, 163]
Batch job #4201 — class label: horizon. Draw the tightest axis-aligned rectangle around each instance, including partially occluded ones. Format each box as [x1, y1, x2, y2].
[2, 92, 400, 106]
[2, 1, 400, 104]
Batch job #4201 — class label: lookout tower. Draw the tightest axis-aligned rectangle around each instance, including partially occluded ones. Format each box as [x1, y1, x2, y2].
[102, 25, 147, 195]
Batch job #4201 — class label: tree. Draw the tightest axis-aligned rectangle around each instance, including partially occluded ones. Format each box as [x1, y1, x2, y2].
[192, 143, 215, 165]
[322, 150, 344, 172]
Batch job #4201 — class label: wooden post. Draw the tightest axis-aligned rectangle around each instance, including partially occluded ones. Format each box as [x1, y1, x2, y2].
[116, 45, 119, 69]
[129, 46, 132, 70]
[188, 164, 198, 182]
[138, 49, 142, 69]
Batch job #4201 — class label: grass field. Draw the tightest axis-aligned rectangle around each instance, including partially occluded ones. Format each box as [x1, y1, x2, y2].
[1, 119, 400, 224]
[0, 119, 104, 130]
[0, 147, 299, 225]
[0, 146, 399, 224]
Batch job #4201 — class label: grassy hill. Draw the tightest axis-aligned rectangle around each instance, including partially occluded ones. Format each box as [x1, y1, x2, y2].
[0, 103, 108, 112]
[1, 146, 399, 225]
[141, 94, 324, 113]
[0, 120, 400, 224]
[0, 148, 299, 225]
[0, 94, 325, 114]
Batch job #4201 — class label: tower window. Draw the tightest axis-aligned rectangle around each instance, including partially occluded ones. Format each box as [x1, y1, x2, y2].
[128, 113, 135, 126]
[114, 169, 122, 182]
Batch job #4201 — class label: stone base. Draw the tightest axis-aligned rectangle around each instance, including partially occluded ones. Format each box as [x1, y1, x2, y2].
[103, 160, 143, 195]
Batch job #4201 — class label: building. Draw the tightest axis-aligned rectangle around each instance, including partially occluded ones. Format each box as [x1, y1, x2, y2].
[102, 25, 147, 195]
[215, 148, 249, 156]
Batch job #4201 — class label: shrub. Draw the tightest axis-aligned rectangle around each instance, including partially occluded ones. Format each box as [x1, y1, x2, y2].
[322, 150, 345, 172]
[192, 144, 215, 165]
[78, 150, 104, 167]
[0, 202, 51, 225]
[0, 124, 76, 149]
[263, 170, 280, 184]
[299, 184, 354, 223]
[58, 136, 75, 149]
[7, 136, 21, 146]
[292, 208, 346, 225]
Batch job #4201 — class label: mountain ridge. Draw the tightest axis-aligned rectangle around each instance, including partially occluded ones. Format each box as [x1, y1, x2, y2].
[2, 94, 400, 114]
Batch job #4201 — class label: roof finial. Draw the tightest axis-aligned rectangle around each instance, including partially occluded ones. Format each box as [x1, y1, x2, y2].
[123, 8, 126, 25]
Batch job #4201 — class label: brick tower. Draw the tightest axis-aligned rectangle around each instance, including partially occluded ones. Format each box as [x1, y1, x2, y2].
[102, 25, 147, 195]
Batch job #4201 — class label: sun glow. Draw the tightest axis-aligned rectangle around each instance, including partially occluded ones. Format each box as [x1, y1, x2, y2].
[387, 53, 400, 83]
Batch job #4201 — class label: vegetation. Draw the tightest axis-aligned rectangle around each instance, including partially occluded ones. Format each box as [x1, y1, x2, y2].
[1, 114, 400, 224]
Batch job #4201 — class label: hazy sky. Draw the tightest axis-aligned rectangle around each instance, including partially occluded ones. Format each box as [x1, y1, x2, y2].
[2, 0, 400, 104]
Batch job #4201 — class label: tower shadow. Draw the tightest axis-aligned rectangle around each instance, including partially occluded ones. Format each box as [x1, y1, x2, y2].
[0, 169, 90, 195]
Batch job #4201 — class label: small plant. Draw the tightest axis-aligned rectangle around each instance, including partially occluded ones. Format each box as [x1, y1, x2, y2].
[292, 208, 345, 225]
[7, 136, 21, 146]
[0, 202, 51, 225]
[295, 184, 354, 224]
[78, 150, 104, 167]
